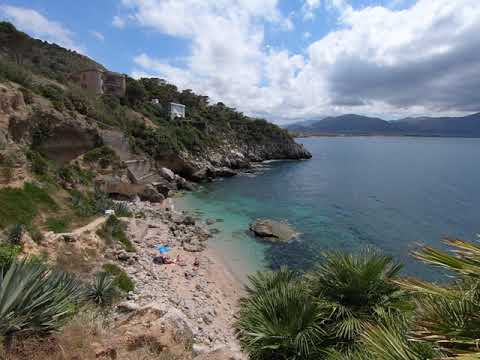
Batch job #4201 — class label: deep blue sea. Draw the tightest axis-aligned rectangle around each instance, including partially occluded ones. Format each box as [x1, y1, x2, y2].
[176, 137, 480, 280]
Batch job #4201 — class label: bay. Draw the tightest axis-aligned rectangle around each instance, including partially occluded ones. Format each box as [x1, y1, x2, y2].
[176, 137, 480, 280]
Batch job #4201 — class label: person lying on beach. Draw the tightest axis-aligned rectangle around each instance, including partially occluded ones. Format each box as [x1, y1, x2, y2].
[162, 255, 175, 264]
[153, 255, 176, 265]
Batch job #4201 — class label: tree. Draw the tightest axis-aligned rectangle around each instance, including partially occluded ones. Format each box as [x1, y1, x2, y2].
[125, 77, 147, 106]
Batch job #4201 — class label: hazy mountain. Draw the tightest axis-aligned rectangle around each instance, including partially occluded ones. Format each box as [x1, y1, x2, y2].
[286, 113, 480, 137]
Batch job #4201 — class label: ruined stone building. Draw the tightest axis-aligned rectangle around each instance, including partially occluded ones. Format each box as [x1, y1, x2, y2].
[70, 68, 126, 97]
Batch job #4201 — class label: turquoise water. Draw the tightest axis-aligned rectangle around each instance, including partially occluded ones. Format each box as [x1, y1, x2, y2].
[176, 137, 480, 280]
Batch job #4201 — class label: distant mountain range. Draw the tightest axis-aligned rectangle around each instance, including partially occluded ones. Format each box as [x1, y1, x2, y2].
[286, 113, 480, 137]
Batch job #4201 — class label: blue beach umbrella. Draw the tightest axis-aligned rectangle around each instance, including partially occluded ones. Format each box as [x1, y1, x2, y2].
[158, 245, 170, 254]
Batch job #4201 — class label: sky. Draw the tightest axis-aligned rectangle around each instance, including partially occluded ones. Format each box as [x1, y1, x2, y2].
[1, 0, 479, 124]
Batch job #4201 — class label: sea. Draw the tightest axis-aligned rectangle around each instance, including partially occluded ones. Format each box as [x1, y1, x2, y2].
[176, 137, 480, 281]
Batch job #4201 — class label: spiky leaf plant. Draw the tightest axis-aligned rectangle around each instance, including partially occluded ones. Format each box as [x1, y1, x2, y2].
[305, 250, 412, 352]
[236, 269, 325, 360]
[0, 259, 84, 336]
[86, 272, 117, 306]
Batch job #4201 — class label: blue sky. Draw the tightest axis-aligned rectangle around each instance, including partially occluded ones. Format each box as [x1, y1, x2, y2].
[1, 0, 479, 123]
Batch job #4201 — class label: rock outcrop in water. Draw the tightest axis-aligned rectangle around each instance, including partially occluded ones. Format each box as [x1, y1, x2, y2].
[249, 219, 298, 242]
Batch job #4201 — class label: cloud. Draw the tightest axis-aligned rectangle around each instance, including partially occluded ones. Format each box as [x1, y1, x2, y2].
[126, 0, 480, 123]
[90, 30, 105, 42]
[302, 0, 321, 20]
[0, 5, 85, 53]
[112, 15, 126, 28]
[308, 0, 480, 114]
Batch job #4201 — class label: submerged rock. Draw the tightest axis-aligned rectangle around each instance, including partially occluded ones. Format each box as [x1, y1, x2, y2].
[249, 219, 298, 242]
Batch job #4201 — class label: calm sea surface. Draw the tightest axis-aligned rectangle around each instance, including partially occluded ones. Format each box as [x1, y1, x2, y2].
[176, 137, 480, 280]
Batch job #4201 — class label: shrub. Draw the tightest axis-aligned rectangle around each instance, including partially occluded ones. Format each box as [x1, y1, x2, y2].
[7, 224, 24, 245]
[0, 243, 21, 269]
[28, 226, 44, 244]
[102, 263, 134, 293]
[57, 164, 94, 185]
[97, 215, 135, 252]
[69, 189, 97, 217]
[112, 202, 132, 218]
[83, 146, 121, 170]
[86, 272, 118, 306]
[37, 83, 66, 110]
[0, 259, 84, 337]
[0, 152, 17, 182]
[45, 217, 70, 233]
[26, 150, 50, 176]
[0, 58, 33, 88]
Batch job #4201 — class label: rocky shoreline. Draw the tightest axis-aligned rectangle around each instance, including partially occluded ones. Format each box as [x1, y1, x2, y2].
[107, 200, 246, 359]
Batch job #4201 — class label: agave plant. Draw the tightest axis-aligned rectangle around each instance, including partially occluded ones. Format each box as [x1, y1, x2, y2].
[86, 271, 117, 306]
[305, 250, 412, 352]
[0, 259, 85, 336]
[235, 268, 325, 360]
[398, 238, 480, 356]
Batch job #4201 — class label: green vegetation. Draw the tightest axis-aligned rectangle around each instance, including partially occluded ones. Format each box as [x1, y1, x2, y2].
[45, 217, 70, 233]
[0, 243, 21, 268]
[96, 215, 135, 252]
[0, 182, 57, 228]
[68, 188, 130, 218]
[26, 150, 51, 176]
[7, 224, 24, 245]
[236, 240, 480, 359]
[57, 163, 94, 185]
[102, 263, 135, 293]
[0, 152, 17, 182]
[0, 259, 84, 337]
[86, 272, 118, 306]
[236, 251, 410, 359]
[83, 146, 122, 170]
[236, 268, 324, 359]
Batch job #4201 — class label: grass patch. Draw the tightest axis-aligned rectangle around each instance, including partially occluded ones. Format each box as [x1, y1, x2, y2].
[0, 183, 57, 229]
[96, 215, 135, 252]
[45, 217, 70, 233]
[102, 263, 135, 293]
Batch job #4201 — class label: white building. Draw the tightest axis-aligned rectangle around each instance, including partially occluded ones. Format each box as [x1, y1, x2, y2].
[169, 102, 186, 120]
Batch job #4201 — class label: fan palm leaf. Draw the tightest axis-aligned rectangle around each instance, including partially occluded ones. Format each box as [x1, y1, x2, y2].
[236, 269, 325, 359]
[305, 249, 412, 349]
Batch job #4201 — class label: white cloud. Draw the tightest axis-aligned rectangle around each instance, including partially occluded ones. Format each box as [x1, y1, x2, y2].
[112, 15, 126, 28]
[302, 0, 321, 20]
[126, 0, 480, 123]
[90, 30, 105, 42]
[0, 5, 85, 53]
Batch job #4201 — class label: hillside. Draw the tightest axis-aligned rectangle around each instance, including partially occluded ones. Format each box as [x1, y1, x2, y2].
[287, 113, 480, 137]
[0, 21, 310, 179]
